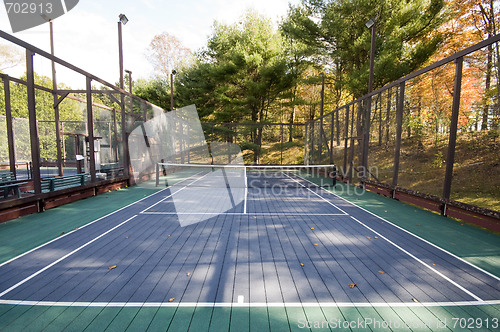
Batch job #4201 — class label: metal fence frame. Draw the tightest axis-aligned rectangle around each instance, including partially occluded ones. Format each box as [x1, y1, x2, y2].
[306, 34, 500, 224]
[0, 30, 168, 219]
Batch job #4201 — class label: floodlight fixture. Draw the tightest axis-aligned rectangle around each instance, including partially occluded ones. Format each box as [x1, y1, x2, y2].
[365, 18, 375, 29]
[119, 14, 129, 25]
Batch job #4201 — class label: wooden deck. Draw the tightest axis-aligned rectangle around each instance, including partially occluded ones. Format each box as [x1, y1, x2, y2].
[0, 181, 499, 331]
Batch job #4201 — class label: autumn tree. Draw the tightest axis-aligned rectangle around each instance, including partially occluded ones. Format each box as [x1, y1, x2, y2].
[281, 0, 447, 98]
[146, 32, 194, 79]
[0, 43, 23, 72]
[424, 0, 499, 131]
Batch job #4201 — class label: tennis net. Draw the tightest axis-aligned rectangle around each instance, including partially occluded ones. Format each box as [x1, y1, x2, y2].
[155, 163, 337, 189]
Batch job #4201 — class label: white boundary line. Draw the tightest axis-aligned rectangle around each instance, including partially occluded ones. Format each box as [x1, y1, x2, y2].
[0, 172, 222, 299]
[140, 212, 347, 216]
[159, 163, 336, 169]
[0, 299, 499, 308]
[243, 166, 248, 214]
[296, 174, 500, 284]
[0, 187, 168, 269]
[140, 171, 212, 213]
[1, 171, 498, 308]
[283, 173, 348, 215]
[0, 215, 138, 298]
[351, 216, 483, 302]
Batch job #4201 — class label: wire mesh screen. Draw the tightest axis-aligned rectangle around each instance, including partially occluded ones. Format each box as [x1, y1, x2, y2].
[450, 48, 500, 211]
[201, 122, 305, 165]
[0, 115, 7, 166]
[366, 88, 398, 184]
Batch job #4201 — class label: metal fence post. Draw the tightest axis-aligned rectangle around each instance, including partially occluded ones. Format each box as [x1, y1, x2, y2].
[120, 93, 130, 178]
[26, 50, 41, 194]
[310, 121, 315, 164]
[392, 81, 405, 189]
[113, 108, 119, 163]
[3, 77, 16, 177]
[86, 77, 96, 183]
[280, 124, 284, 165]
[50, 22, 63, 177]
[304, 123, 308, 165]
[343, 105, 350, 176]
[442, 57, 464, 209]
[362, 95, 372, 178]
[329, 112, 335, 164]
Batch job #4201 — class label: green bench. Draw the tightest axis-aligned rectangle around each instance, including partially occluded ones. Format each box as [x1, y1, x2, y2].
[100, 164, 124, 179]
[0, 171, 26, 198]
[28, 173, 89, 193]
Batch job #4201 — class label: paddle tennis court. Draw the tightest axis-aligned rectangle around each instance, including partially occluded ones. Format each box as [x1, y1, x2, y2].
[1, 167, 499, 310]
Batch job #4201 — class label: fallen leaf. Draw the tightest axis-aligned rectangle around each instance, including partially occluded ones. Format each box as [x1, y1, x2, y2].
[300, 263, 304, 267]
[313, 243, 319, 246]
[109, 265, 117, 270]
[168, 235, 171, 237]
[253, 216, 257, 218]
[60, 232, 65, 235]
[73, 228, 79, 231]
[168, 298, 175, 302]
[348, 283, 357, 289]
[374, 236, 378, 239]
[432, 264, 436, 266]
[311, 227, 315, 230]
[412, 298, 419, 303]
[366, 236, 371, 239]
[378, 270, 385, 274]
[125, 236, 129, 239]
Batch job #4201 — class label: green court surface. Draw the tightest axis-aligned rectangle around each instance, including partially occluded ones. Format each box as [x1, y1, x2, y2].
[0, 182, 499, 331]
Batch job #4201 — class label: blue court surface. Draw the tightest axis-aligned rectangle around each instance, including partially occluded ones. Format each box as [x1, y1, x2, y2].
[1, 172, 499, 312]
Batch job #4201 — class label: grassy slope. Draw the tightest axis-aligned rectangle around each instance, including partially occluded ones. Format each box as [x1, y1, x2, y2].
[349, 130, 500, 211]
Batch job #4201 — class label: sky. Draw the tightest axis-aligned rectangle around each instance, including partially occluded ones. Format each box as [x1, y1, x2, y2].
[0, 0, 299, 88]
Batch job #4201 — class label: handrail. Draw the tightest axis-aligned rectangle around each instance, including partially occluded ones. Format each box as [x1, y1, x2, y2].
[310, 33, 500, 122]
[0, 30, 130, 96]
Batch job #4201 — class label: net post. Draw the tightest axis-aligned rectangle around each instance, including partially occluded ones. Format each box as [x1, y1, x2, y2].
[332, 165, 337, 187]
[155, 163, 159, 187]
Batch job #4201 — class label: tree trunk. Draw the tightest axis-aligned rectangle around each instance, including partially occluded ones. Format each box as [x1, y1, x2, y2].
[386, 87, 392, 143]
[481, 43, 492, 130]
[416, 97, 423, 149]
[378, 94, 382, 146]
[335, 111, 340, 145]
[288, 107, 295, 142]
[251, 109, 259, 163]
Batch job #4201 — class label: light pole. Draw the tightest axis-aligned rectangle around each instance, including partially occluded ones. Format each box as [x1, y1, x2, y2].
[170, 69, 176, 111]
[125, 69, 132, 94]
[118, 14, 128, 90]
[365, 18, 376, 94]
[118, 13, 130, 179]
[319, 72, 325, 163]
[361, 18, 376, 179]
[48, 20, 63, 176]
